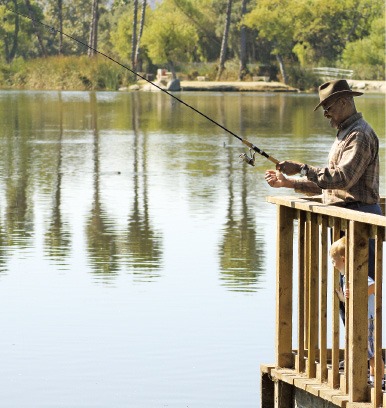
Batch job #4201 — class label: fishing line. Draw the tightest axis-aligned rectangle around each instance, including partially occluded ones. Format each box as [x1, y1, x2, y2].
[4, 5, 279, 166]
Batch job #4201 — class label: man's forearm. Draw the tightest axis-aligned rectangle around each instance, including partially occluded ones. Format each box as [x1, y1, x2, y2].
[293, 179, 323, 195]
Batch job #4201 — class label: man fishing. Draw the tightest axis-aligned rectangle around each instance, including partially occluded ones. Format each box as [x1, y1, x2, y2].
[264, 79, 381, 217]
[265, 79, 382, 305]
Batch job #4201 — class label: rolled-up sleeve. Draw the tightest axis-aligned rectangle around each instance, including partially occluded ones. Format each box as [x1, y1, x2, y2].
[293, 179, 322, 195]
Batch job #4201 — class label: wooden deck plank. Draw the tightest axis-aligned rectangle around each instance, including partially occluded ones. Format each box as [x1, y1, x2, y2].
[293, 377, 321, 390]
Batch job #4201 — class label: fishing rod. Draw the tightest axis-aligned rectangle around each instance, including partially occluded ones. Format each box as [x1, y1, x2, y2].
[4, 6, 279, 167]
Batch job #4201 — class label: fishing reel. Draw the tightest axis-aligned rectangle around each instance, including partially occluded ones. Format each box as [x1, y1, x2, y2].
[239, 148, 256, 166]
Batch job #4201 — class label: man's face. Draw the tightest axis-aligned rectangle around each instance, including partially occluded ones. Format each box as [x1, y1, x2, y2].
[322, 97, 344, 129]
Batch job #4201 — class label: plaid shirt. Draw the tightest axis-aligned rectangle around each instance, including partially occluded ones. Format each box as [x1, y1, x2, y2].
[293, 113, 380, 205]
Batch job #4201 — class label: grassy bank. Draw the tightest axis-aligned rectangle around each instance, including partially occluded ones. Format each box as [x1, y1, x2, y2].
[0, 55, 134, 91]
[0, 56, 317, 91]
[0, 56, 383, 91]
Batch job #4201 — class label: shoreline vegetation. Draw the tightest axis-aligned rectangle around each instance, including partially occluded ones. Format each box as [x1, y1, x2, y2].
[0, 56, 385, 94]
[1, 0, 383, 96]
[137, 79, 386, 94]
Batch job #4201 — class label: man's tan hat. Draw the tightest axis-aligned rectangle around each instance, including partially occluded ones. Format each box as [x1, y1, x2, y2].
[314, 79, 363, 111]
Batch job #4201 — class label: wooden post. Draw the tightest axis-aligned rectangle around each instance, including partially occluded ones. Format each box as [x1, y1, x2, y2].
[348, 221, 369, 402]
[261, 372, 275, 408]
[274, 380, 293, 408]
[275, 205, 295, 368]
[307, 212, 319, 378]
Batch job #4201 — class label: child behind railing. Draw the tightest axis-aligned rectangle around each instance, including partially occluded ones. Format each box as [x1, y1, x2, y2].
[330, 236, 383, 386]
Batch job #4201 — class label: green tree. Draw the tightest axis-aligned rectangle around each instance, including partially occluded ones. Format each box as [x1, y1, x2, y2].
[0, 2, 20, 62]
[141, 0, 199, 78]
[243, 0, 296, 83]
[41, 0, 107, 56]
[108, 5, 136, 64]
[341, 16, 385, 79]
[25, 0, 47, 57]
[293, 0, 383, 66]
[0, 0, 45, 62]
[173, 0, 220, 62]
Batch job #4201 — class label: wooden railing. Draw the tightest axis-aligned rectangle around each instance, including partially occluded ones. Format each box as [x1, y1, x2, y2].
[312, 67, 354, 80]
[268, 195, 386, 406]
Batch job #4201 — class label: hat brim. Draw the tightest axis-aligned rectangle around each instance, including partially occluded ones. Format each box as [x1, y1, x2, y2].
[314, 89, 363, 111]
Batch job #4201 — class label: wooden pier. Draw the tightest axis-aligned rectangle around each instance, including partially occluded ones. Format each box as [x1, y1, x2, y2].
[261, 196, 386, 408]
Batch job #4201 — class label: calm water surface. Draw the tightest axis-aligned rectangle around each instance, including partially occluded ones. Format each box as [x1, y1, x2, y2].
[0, 90, 384, 407]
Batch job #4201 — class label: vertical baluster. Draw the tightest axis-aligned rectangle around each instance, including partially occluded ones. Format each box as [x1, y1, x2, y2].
[319, 215, 328, 381]
[330, 218, 341, 389]
[307, 212, 319, 378]
[373, 225, 384, 406]
[296, 211, 306, 373]
[348, 221, 369, 402]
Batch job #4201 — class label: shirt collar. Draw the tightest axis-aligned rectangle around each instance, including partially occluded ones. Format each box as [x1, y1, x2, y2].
[338, 112, 362, 130]
[336, 112, 363, 139]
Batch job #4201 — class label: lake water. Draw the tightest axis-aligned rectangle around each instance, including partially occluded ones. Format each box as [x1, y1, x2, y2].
[0, 90, 384, 407]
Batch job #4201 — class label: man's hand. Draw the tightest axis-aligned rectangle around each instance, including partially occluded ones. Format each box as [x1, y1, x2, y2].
[276, 160, 302, 175]
[265, 170, 294, 188]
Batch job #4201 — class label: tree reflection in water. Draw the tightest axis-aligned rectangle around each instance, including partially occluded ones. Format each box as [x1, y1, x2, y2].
[123, 92, 162, 281]
[85, 92, 162, 281]
[44, 92, 71, 262]
[85, 92, 120, 279]
[218, 134, 265, 293]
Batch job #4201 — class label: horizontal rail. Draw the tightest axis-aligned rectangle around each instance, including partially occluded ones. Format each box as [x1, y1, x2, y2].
[312, 67, 354, 79]
[267, 196, 386, 227]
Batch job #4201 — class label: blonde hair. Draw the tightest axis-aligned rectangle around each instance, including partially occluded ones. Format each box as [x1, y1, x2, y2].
[330, 236, 346, 258]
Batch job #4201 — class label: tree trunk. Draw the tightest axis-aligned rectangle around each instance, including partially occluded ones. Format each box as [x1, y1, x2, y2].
[238, 0, 248, 80]
[25, 0, 47, 57]
[216, 0, 233, 81]
[276, 53, 287, 84]
[168, 60, 177, 80]
[131, 0, 138, 70]
[58, 0, 63, 55]
[6, 0, 20, 63]
[88, 0, 99, 57]
[134, 0, 147, 72]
